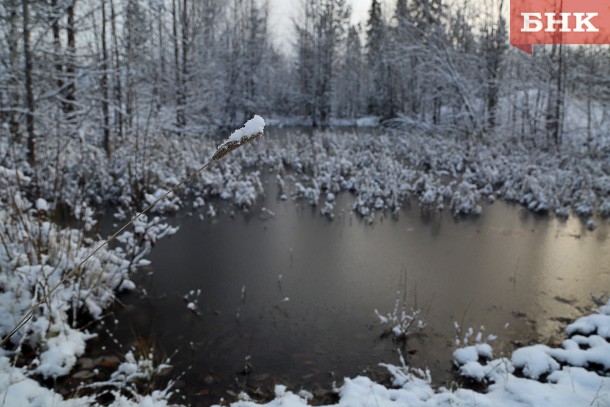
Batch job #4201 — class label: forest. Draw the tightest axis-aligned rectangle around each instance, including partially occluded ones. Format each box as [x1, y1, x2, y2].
[1, 0, 608, 152]
[0, 0, 609, 406]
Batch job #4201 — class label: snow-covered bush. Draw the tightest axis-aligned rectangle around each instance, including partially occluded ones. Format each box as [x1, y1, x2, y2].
[255, 128, 609, 226]
[0, 167, 176, 377]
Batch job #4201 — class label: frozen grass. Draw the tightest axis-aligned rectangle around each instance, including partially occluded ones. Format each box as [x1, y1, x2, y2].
[374, 293, 426, 340]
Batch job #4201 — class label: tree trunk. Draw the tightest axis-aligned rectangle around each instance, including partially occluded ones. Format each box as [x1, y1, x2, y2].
[22, 0, 36, 165]
[158, 8, 165, 79]
[125, 1, 133, 131]
[64, 0, 77, 118]
[545, 44, 564, 148]
[100, 0, 111, 157]
[172, 0, 183, 129]
[51, 0, 65, 113]
[181, 0, 188, 127]
[7, 0, 21, 141]
[553, 44, 564, 146]
[110, 0, 123, 140]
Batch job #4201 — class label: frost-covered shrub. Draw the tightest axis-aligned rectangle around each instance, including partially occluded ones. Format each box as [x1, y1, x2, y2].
[0, 166, 176, 379]
[450, 180, 482, 216]
[264, 129, 609, 225]
[375, 293, 426, 340]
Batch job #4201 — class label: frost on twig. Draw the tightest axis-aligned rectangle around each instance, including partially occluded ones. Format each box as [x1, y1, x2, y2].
[375, 293, 426, 340]
[212, 115, 266, 161]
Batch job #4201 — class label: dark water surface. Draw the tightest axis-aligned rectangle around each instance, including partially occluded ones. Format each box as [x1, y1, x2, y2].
[93, 178, 610, 405]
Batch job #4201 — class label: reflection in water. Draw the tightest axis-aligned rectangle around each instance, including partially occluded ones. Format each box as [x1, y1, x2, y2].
[94, 180, 609, 405]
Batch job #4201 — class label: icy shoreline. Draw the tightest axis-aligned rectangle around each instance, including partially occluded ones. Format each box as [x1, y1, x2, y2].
[3, 296, 607, 406]
[223, 298, 610, 406]
[248, 128, 610, 227]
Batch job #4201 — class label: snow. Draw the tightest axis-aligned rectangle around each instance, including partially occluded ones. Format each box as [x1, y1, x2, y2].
[37, 327, 96, 379]
[459, 359, 498, 382]
[237, 128, 610, 224]
[264, 116, 380, 128]
[119, 279, 137, 292]
[320, 201, 335, 219]
[224, 359, 610, 407]
[0, 168, 178, 404]
[144, 189, 180, 214]
[375, 295, 426, 339]
[452, 343, 493, 365]
[36, 198, 49, 211]
[0, 349, 176, 406]
[356, 116, 381, 127]
[0, 356, 92, 406]
[297, 390, 314, 401]
[220, 115, 266, 148]
[566, 314, 610, 338]
[550, 335, 610, 370]
[1, 113, 609, 406]
[511, 345, 560, 379]
[0, 165, 31, 184]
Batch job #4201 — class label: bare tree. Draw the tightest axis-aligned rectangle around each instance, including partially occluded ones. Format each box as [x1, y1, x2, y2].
[100, 0, 110, 156]
[22, 0, 35, 165]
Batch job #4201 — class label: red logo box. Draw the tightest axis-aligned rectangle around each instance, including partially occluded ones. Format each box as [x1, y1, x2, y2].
[510, 0, 610, 54]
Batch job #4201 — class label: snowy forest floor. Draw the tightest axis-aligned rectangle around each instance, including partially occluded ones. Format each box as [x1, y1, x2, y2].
[1, 123, 609, 405]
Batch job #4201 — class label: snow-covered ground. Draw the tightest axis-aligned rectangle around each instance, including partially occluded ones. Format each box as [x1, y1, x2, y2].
[0, 349, 176, 406]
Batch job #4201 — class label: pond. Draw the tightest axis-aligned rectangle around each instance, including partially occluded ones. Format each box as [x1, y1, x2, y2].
[92, 174, 609, 406]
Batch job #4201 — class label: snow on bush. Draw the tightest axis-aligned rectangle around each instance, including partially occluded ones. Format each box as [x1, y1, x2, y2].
[453, 344, 493, 366]
[255, 129, 610, 223]
[374, 293, 425, 340]
[511, 345, 560, 380]
[26, 114, 610, 226]
[0, 355, 92, 406]
[144, 189, 181, 214]
[0, 350, 176, 406]
[0, 169, 176, 382]
[36, 325, 96, 379]
[566, 314, 610, 338]
[1, 115, 607, 405]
